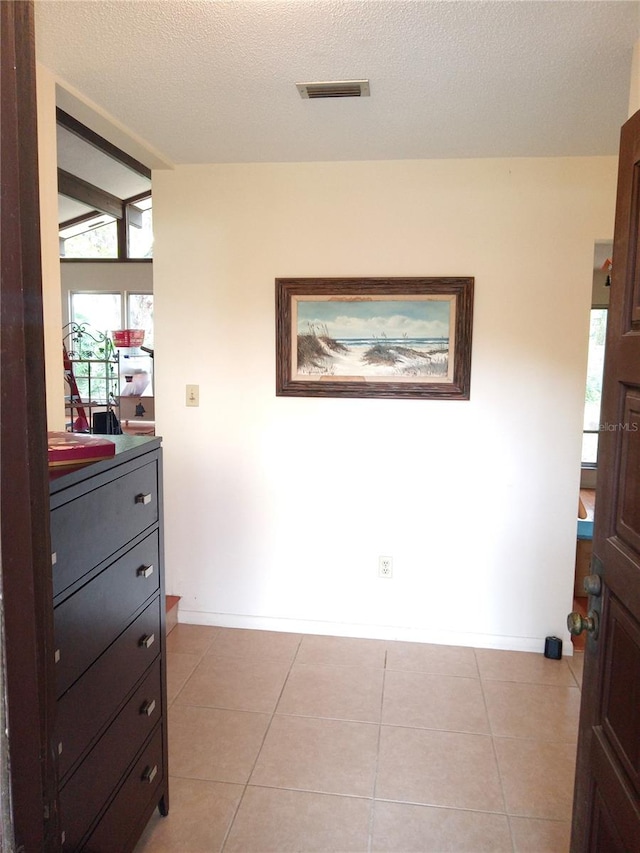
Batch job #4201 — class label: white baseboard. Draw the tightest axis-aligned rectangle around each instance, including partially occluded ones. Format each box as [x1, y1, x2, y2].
[177, 609, 575, 656]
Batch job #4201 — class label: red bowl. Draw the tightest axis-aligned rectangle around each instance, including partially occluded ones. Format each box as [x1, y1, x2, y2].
[112, 329, 145, 347]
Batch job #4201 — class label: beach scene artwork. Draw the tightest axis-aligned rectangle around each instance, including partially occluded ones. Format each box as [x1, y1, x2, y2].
[293, 296, 453, 382]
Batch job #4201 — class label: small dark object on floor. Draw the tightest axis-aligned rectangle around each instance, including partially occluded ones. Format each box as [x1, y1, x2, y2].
[544, 636, 563, 660]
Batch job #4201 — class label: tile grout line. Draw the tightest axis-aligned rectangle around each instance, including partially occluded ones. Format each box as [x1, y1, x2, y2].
[367, 647, 388, 853]
[219, 635, 304, 852]
[475, 658, 578, 847]
[474, 648, 516, 853]
[567, 651, 584, 690]
[165, 625, 221, 707]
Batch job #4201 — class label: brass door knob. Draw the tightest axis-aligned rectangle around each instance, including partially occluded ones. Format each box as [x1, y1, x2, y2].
[567, 610, 599, 639]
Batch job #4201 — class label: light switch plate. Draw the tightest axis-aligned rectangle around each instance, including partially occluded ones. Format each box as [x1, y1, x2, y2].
[186, 384, 199, 407]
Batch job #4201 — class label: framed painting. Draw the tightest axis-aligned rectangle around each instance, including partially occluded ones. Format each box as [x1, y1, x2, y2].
[275, 277, 474, 399]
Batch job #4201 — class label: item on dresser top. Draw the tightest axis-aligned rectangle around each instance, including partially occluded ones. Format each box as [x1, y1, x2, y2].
[47, 432, 115, 467]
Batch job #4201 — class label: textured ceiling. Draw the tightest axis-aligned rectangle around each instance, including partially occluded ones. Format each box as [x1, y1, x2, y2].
[35, 0, 640, 166]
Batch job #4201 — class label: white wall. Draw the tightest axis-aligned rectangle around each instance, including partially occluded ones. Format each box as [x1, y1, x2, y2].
[153, 156, 617, 653]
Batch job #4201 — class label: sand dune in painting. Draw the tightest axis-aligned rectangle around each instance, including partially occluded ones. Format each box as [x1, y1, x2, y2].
[297, 333, 449, 378]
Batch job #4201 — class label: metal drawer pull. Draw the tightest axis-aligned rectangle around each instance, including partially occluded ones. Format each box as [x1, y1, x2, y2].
[54, 649, 61, 663]
[51, 552, 57, 566]
[135, 493, 152, 505]
[57, 742, 63, 755]
[139, 633, 155, 649]
[142, 764, 158, 784]
[137, 564, 154, 579]
[140, 698, 156, 717]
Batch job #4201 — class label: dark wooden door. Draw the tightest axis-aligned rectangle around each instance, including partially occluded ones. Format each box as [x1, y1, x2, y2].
[1, 1, 59, 849]
[570, 110, 640, 851]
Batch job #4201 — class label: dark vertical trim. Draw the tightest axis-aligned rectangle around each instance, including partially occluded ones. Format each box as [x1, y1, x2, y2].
[117, 211, 129, 258]
[0, 2, 59, 850]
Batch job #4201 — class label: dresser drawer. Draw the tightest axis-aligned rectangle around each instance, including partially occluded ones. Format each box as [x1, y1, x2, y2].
[67, 726, 165, 853]
[59, 666, 162, 851]
[55, 532, 159, 697]
[55, 597, 161, 781]
[51, 460, 158, 596]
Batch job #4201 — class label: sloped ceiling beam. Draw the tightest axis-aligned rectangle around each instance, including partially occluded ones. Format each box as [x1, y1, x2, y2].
[56, 108, 151, 179]
[57, 168, 123, 219]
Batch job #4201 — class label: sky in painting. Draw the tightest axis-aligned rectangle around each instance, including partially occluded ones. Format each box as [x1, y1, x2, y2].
[296, 298, 451, 340]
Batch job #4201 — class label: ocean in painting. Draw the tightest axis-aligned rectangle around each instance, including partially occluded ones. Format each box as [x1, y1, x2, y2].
[333, 336, 448, 350]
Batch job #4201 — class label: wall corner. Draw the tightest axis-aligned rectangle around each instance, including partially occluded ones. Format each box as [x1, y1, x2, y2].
[629, 40, 640, 119]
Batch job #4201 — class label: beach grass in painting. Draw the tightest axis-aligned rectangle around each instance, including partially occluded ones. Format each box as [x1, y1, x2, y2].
[294, 297, 452, 381]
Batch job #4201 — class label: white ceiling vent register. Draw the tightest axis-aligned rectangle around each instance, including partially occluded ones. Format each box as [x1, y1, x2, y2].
[296, 80, 370, 99]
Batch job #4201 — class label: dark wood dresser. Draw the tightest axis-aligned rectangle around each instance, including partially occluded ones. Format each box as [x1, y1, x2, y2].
[49, 435, 169, 851]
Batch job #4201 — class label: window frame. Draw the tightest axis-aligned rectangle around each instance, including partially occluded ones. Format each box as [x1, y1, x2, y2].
[68, 289, 155, 399]
[125, 192, 153, 259]
[59, 212, 119, 259]
[70, 290, 153, 336]
[69, 291, 123, 334]
[59, 191, 152, 262]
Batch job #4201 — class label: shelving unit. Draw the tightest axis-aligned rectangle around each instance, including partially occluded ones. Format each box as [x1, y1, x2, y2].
[63, 323, 120, 433]
[119, 344, 155, 436]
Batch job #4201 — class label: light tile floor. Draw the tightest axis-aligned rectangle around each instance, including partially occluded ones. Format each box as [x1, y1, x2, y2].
[135, 626, 584, 853]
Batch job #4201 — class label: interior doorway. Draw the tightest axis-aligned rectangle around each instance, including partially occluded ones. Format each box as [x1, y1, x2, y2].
[573, 240, 613, 649]
[56, 112, 155, 436]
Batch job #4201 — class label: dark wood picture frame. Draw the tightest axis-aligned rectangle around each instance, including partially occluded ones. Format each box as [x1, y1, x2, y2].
[276, 277, 474, 399]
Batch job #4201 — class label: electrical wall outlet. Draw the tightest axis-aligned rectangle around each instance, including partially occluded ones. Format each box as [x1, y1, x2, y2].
[186, 384, 199, 407]
[378, 556, 393, 578]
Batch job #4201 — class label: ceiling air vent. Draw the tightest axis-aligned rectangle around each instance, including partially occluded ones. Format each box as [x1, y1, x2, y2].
[296, 80, 370, 99]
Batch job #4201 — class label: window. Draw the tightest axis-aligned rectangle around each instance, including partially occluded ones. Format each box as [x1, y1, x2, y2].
[59, 215, 118, 259]
[70, 291, 154, 399]
[128, 293, 154, 348]
[127, 196, 153, 259]
[59, 194, 152, 260]
[71, 292, 153, 341]
[70, 292, 122, 332]
[582, 308, 608, 466]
